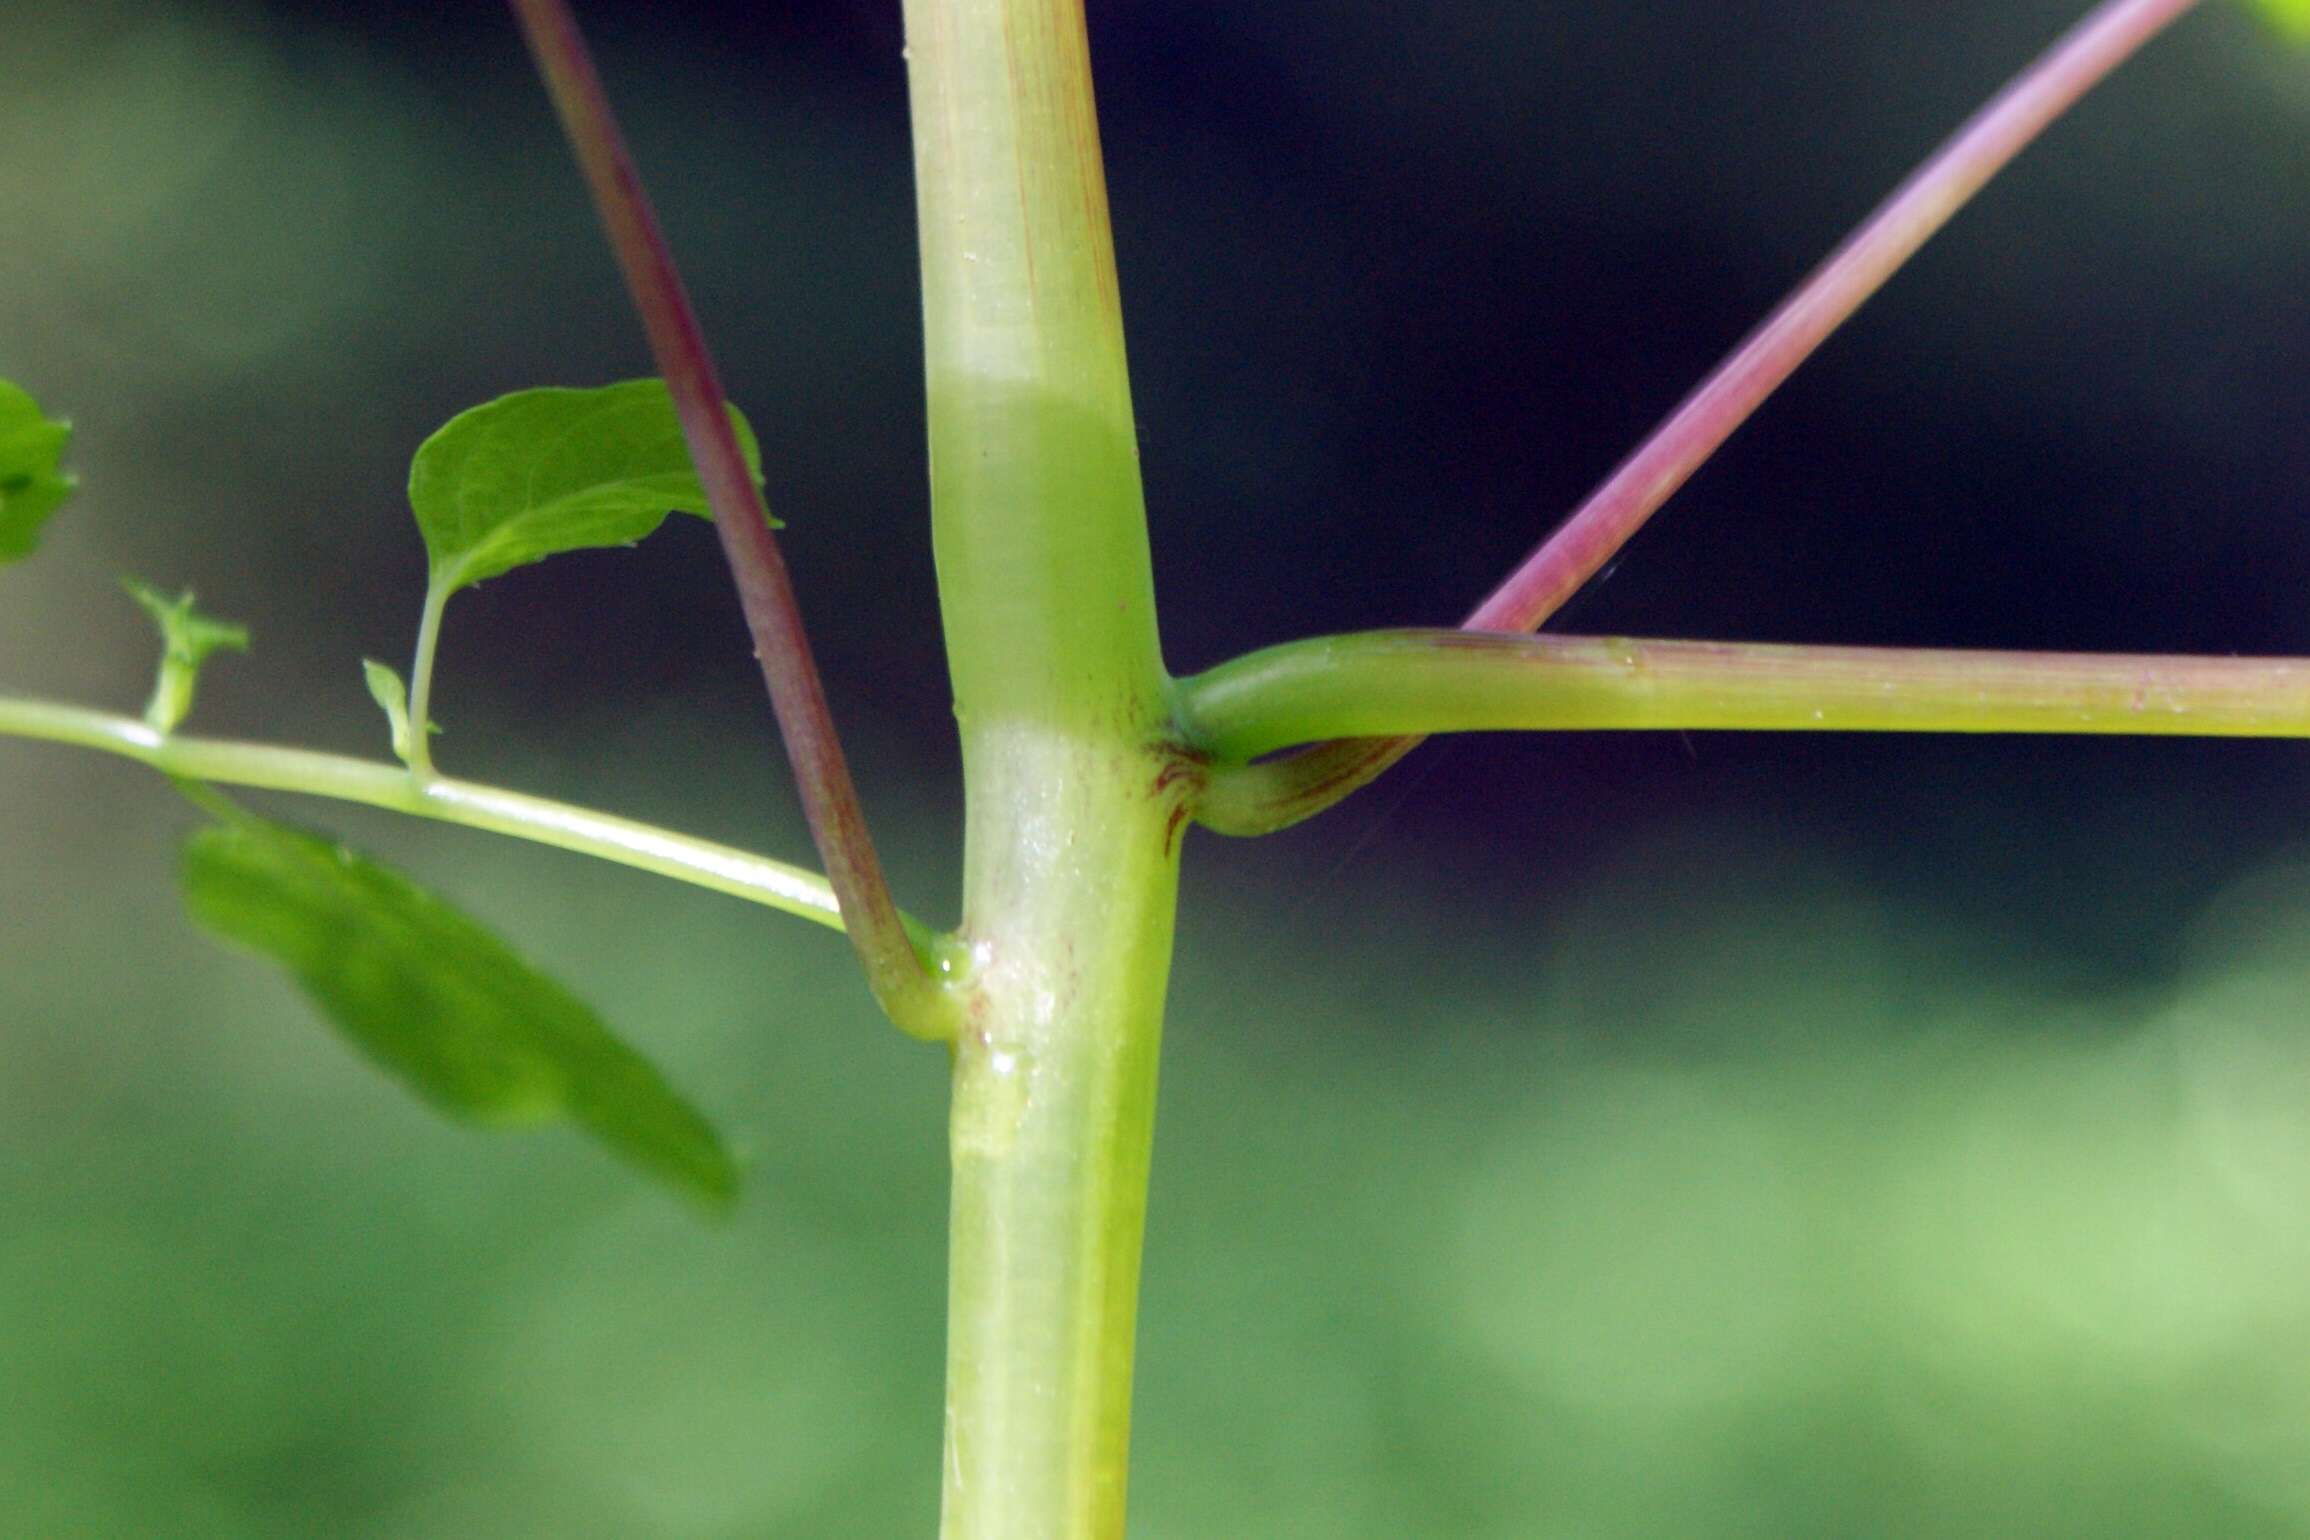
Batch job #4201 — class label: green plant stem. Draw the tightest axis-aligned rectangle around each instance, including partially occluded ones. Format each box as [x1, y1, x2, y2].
[404, 583, 448, 775]
[1177, 630, 2310, 762]
[904, 1, 1165, 728]
[902, 0, 1181, 1534]
[940, 731, 1191, 1540]
[0, 692, 963, 960]
[1199, 0, 2208, 836]
[507, 0, 951, 1039]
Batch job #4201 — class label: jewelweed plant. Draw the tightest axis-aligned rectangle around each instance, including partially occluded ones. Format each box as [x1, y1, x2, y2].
[4, 0, 2307, 1535]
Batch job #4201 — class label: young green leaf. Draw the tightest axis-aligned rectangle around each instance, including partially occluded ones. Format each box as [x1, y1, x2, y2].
[362, 658, 421, 765]
[124, 579, 249, 733]
[180, 805, 738, 1208]
[2250, 0, 2310, 40]
[0, 379, 76, 564]
[408, 379, 769, 601]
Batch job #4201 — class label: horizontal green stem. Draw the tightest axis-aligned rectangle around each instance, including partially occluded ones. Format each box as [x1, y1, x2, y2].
[0, 692, 960, 963]
[1177, 630, 2310, 762]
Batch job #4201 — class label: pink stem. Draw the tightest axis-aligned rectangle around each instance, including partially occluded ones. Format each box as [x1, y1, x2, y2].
[1466, 0, 2205, 632]
[507, 0, 947, 1033]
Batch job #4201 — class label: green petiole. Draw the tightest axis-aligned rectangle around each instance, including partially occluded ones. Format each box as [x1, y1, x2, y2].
[403, 583, 450, 777]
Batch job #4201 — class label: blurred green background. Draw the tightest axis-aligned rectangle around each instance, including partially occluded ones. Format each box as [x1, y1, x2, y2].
[5, 1, 2310, 1534]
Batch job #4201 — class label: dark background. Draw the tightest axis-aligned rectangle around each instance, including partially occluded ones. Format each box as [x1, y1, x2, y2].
[4, 2, 2309, 1535]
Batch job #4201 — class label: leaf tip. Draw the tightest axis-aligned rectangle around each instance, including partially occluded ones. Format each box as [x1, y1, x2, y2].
[687, 1160, 744, 1222]
[180, 806, 742, 1209]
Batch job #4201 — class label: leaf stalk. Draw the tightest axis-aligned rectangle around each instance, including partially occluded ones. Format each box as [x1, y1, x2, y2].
[404, 584, 449, 776]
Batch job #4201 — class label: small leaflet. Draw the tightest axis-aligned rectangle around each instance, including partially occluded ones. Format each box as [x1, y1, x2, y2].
[408, 379, 770, 603]
[362, 658, 419, 765]
[123, 579, 249, 733]
[180, 804, 739, 1210]
[0, 378, 76, 564]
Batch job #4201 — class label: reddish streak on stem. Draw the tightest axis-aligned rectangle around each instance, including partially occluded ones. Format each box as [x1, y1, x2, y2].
[1200, 0, 2208, 837]
[507, 0, 942, 1029]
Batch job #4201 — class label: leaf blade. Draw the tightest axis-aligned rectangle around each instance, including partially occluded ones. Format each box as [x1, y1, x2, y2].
[0, 379, 76, 564]
[180, 807, 737, 1208]
[408, 379, 768, 599]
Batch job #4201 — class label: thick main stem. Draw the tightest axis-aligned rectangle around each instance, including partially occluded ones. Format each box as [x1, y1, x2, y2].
[903, 0, 1179, 1536]
[942, 733, 1190, 1540]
